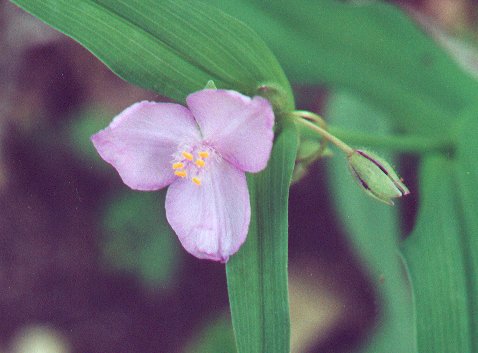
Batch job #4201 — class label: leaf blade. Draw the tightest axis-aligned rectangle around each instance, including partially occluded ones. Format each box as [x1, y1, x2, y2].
[455, 107, 478, 349]
[226, 122, 298, 353]
[10, 0, 293, 108]
[211, 0, 478, 135]
[402, 156, 471, 352]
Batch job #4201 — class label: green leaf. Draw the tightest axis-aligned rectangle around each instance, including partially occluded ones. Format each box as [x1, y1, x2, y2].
[325, 92, 415, 353]
[456, 106, 478, 349]
[102, 190, 179, 287]
[226, 122, 298, 353]
[210, 0, 478, 135]
[10, 0, 294, 111]
[402, 156, 471, 352]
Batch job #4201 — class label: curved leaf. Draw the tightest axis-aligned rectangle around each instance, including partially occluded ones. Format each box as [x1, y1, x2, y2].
[211, 0, 478, 135]
[10, 0, 294, 110]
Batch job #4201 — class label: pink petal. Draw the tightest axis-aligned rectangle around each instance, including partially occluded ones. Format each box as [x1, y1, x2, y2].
[186, 89, 274, 173]
[165, 159, 250, 262]
[91, 101, 201, 190]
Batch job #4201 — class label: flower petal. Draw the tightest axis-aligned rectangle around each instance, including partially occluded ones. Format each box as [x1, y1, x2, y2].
[186, 89, 274, 173]
[165, 159, 250, 262]
[91, 101, 201, 190]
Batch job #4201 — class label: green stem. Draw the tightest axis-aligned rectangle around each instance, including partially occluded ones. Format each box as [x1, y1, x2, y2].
[329, 126, 454, 154]
[296, 118, 354, 155]
[291, 111, 354, 155]
[291, 110, 454, 155]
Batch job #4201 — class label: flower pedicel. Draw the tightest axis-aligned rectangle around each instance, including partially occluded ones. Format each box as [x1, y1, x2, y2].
[291, 110, 410, 205]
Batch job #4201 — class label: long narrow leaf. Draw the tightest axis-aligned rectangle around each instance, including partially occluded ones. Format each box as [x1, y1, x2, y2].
[211, 0, 478, 136]
[10, 0, 293, 108]
[226, 122, 298, 353]
[456, 108, 478, 349]
[402, 156, 471, 352]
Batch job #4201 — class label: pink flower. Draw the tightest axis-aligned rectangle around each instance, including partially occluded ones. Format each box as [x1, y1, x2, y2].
[91, 89, 274, 262]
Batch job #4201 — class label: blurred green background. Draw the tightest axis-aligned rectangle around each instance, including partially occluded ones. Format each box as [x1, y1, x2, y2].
[1, 0, 477, 352]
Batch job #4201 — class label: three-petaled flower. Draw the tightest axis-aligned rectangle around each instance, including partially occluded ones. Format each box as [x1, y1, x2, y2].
[91, 89, 274, 262]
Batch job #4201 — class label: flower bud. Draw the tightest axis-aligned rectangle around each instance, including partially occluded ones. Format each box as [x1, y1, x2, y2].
[347, 149, 410, 205]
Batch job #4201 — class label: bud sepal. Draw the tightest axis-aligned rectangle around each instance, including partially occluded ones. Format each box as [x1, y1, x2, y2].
[347, 149, 410, 205]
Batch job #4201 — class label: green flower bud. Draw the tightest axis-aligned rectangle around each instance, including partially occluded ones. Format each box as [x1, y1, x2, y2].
[347, 149, 410, 205]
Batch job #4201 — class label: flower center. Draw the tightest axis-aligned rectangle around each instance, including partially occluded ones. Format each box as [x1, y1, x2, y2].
[171, 145, 214, 186]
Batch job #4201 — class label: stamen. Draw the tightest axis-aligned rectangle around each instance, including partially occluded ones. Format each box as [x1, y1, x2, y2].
[198, 151, 209, 159]
[172, 162, 184, 170]
[195, 159, 205, 167]
[174, 170, 187, 178]
[182, 151, 193, 161]
[192, 177, 201, 186]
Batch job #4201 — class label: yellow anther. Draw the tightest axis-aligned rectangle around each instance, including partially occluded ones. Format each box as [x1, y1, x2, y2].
[174, 170, 187, 178]
[182, 151, 193, 161]
[195, 159, 205, 168]
[192, 177, 201, 186]
[198, 151, 209, 159]
[172, 162, 184, 170]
